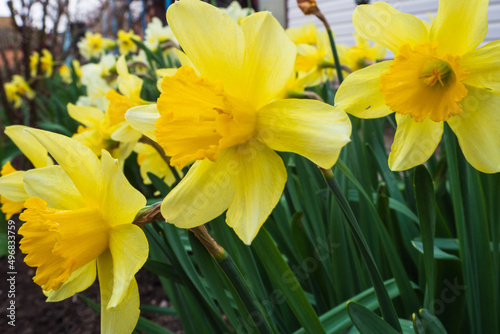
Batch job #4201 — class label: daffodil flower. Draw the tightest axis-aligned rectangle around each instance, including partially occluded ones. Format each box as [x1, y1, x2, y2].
[0, 126, 53, 219]
[335, 0, 500, 173]
[134, 142, 182, 187]
[18, 128, 148, 334]
[117, 30, 140, 55]
[105, 55, 149, 144]
[126, 0, 351, 244]
[67, 103, 136, 164]
[337, 32, 386, 72]
[30, 49, 54, 78]
[4, 75, 35, 108]
[77, 32, 115, 61]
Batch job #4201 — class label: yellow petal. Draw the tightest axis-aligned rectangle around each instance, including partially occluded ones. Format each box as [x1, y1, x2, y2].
[175, 49, 199, 74]
[67, 103, 105, 128]
[256, 99, 351, 169]
[25, 128, 103, 206]
[125, 104, 160, 141]
[0, 196, 25, 219]
[461, 40, 500, 93]
[0, 171, 29, 202]
[98, 250, 140, 334]
[239, 12, 296, 109]
[448, 86, 500, 173]
[110, 122, 143, 143]
[226, 141, 286, 245]
[5, 125, 53, 168]
[71, 128, 106, 157]
[167, 0, 244, 97]
[23, 166, 85, 210]
[388, 114, 443, 171]
[430, 0, 488, 56]
[353, 3, 428, 54]
[100, 150, 146, 227]
[45, 260, 97, 302]
[107, 224, 148, 307]
[161, 148, 237, 228]
[335, 61, 394, 118]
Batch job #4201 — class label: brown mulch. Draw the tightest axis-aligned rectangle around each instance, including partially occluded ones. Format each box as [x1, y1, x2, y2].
[0, 216, 184, 334]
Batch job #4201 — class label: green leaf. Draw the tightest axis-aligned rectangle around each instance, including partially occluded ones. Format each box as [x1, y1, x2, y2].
[136, 316, 176, 334]
[140, 305, 177, 316]
[413, 165, 437, 312]
[252, 228, 326, 334]
[410, 241, 459, 261]
[417, 309, 448, 334]
[347, 301, 400, 334]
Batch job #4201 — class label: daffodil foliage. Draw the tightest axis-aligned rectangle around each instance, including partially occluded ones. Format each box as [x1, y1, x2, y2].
[1, 0, 500, 333]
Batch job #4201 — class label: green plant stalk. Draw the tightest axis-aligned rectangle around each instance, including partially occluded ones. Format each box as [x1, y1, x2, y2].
[190, 226, 276, 334]
[326, 29, 344, 84]
[320, 168, 402, 333]
[413, 165, 436, 313]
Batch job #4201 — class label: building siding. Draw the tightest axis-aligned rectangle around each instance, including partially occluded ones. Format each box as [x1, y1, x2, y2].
[286, 0, 500, 48]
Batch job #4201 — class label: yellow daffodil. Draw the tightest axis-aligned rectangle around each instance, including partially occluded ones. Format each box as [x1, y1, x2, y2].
[77, 54, 118, 110]
[335, 0, 500, 173]
[287, 22, 338, 87]
[286, 22, 319, 46]
[0, 126, 53, 219]
[106, 55, 148, 144]
[145, 17, 177, 51]
[30, 49, 54, 78]
[4, 75, 35, 108]
[67, 103, 135, 163]
[126, 0, 351, 244]
[59, 60, 82, 84]
[77, 32, 114, 61]
[338, 32, 386, 72]
[134, 142, 182, 186]
[117, 30, 140, 55]
[17, 128, 147, 334]
[222, 1, 255, 24]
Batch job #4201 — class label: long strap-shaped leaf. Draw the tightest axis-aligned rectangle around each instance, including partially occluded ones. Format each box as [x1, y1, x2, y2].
[252, 228, 326, 334]
[320, 166, 402, 333]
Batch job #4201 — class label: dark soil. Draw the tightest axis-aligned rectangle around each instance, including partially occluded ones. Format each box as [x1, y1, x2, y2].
[0, 215, 184, 334]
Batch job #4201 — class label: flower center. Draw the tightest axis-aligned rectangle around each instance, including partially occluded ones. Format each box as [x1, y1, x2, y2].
[19, 197, 109, 292]
[155, 66, 256, 168]
[380, 42, 468, 122]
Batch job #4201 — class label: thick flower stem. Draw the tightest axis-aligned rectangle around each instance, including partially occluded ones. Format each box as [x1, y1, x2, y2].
[190, 226, 276, 334]
[140, 135, 182, 183]
[319, 167, 402, 333]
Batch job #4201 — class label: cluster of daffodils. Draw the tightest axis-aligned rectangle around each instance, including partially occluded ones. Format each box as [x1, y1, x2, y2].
[2, 0, 499, 333]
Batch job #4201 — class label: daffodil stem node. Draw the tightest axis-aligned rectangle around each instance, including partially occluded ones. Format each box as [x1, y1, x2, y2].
[189, 225, 226, 260]
[133, 201, 163, 228]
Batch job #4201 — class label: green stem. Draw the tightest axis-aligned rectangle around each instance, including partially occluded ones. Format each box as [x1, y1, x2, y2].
[326, 29, 344, 84]
[320, 168, 402, 333]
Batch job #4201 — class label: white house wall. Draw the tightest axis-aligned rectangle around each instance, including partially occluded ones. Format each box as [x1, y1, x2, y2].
[286, 0, 500, 50]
